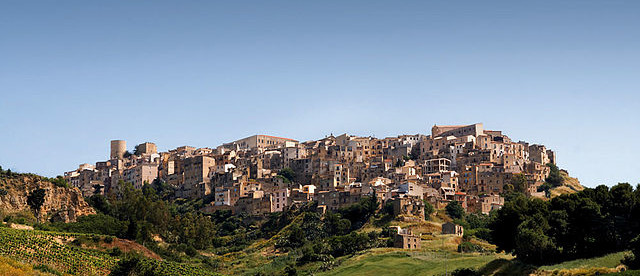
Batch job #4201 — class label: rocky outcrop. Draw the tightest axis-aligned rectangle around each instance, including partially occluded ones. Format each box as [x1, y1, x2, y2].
[0, 175, 95, 222]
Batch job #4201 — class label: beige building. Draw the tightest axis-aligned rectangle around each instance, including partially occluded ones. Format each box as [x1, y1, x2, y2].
[225, 135, 299, 150]
[136, 142, 157, 155]
[391, 226, 421, 249]
[432, 123, 484, 138]
[271, 188, 290, 212]
[123, 163, 158, 189]
[182, 155, 216, 198]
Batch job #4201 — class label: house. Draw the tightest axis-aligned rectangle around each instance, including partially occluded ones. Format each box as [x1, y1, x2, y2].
[391, 226, 421, 249]
[442, 222, 464, 236]
[390, 196, 425, 218]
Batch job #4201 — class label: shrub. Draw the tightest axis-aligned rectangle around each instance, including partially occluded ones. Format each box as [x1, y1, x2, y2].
[446, 201, 465, 219]
[110, 247, 123, 257]
[458, 241, 483, 253]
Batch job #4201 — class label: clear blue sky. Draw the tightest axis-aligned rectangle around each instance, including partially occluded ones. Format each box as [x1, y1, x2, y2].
[1, 1, 638, 187]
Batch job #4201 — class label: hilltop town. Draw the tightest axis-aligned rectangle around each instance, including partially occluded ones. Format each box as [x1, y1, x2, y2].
[63, 123, 563, 218]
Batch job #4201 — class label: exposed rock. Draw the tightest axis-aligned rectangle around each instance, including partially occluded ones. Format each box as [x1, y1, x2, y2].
[0, 174, 95, 222]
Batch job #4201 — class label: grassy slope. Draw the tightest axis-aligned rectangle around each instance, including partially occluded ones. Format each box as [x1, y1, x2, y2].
[320, 250, 630, 276]
[539, 251, 627, 270]
[0, 256, 56, 276]
[550, 171, 584, 198]
[320, 249, 511, 276]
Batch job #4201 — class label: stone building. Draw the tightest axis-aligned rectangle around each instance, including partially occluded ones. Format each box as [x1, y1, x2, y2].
[391, 196, 425, 218]
[181, 155, 216, 198]
[442, 222, 464, 236]
[225, 135, 299, 150]
[391, 226, 421, 249]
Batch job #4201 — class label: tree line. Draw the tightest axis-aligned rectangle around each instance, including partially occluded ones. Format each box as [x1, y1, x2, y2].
[490, 183, 640, 266]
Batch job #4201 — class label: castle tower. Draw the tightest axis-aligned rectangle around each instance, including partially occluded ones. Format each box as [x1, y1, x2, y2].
[110, 140, 126, 160]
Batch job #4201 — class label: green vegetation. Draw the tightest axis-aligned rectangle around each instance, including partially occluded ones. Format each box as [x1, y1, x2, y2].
[43, 176, 69, 188]
[0, 227, 219, 276]
[1, 209, 38, 226]
[278, 167, 296, 183]
[27, 188, 46, 219]
[110, 253, 218, 276]
[3, 166, 635, 275]
[623, 234, 640, 269]
[504, 173, 528, 194]
[545, 163, 564, 187]
[539, 251, 627, 270]
[423, 201, 434, 220]
[0, 227, 117, 275]
[0, 255, 57, 276]
[490, 183, 640, 265]
[445, 201, 465, 219]
[538, 163, 565, 196]
[319, 250, 510, 276]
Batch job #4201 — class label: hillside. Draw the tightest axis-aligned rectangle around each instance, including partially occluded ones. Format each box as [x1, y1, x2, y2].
[0, 255, 56, 276]
[549, 170, 585, 197]
[0, 227, 219, 276]
[0, 173, 94, 222]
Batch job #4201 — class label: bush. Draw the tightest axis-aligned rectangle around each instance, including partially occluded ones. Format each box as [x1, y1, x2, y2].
[33, 264, 63, 276]
[2, 210, 37, 225]
[424, 201, 435, 220]
[110, 247, 123, 257]
[184, 245, 198, 257]
[469, 228, 492, 242]
[41, 214, 128, 237]
[446, 201, 465, 219]
[622, 234, 640, 269]
[458, 241, 483, 253]
[47, 176, 69, 188]
[451, 268, 480, 276]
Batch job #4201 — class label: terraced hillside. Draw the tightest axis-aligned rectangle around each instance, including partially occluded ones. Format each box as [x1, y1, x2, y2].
[0, 227, 219, 276]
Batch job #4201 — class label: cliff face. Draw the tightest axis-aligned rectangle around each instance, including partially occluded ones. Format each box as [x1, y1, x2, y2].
[0, 175, 95, 222]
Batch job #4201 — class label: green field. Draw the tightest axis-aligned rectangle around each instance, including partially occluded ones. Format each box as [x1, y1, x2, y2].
[319, 249, 512, 276]
[539, 251, 627, 270]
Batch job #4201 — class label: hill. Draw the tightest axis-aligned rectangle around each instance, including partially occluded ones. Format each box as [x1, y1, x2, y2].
[0, 227, 219, 276]
[549, 170, 584, 197]
[0, 172, 94, 223]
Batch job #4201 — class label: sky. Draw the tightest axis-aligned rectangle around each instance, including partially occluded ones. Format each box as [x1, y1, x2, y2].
[0, 1, 639, 187]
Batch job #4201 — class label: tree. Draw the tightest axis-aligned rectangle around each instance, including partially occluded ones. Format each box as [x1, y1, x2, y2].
[446, 201, 465, 219]
[27, 188, 46, 218]
[339, 195, 379, 230]
[510, 173, 528, 193]
[324, 211, 351, 236]
[278, 168, 296, 183]
[133, 145, 141, 156]
[49, 176, 69, 188]
[545, 163, 563, 187]
[423, 201, 434, 220]
[622, 234, 640, 269]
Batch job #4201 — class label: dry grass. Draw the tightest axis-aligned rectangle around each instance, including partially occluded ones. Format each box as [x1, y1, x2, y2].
[550, 171, 584, 198]
[0, 256, 56, 276]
